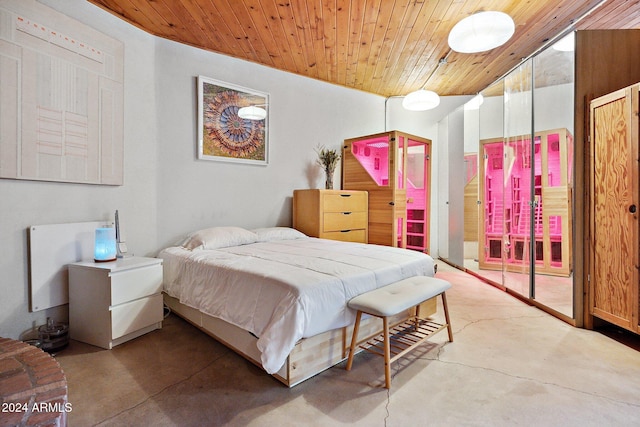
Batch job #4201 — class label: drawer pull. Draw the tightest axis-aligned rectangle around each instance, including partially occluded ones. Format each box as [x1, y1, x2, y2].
[339, 194, 352, 197]
[342, 212, 352, 215]
[340, 230, 352, 233]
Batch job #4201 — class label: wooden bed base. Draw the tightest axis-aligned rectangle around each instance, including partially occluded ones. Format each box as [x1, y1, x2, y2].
[163, 293, 436, 387]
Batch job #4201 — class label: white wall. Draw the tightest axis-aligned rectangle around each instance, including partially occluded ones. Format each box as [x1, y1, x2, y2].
[437, 116, 450, 260]
[535, 83, 574, 133]
[152, 67, 468, 250]
[479, 95, 505, 140]
[0, 0, 158, 340]
[152, 38, 386, 249]
[0, 0, 466, 339]
[480, 83, 574, 140]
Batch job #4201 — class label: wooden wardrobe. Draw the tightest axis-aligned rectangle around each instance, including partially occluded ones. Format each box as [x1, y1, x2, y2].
[574, 29, 640, 328]
[589, 83, 640, 334]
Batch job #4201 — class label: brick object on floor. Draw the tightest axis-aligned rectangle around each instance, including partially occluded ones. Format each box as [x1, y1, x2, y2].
[0, 337, 68, 427]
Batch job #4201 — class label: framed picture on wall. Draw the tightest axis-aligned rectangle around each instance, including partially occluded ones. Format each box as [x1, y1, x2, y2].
[197, 76, 269, 165]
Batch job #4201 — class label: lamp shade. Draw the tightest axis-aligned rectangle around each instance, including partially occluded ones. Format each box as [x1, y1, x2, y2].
[238, 106, 267, 120]
[402, 89, 441, 111]
[94, 227, 117, 262]
[448, 11, 515, 53]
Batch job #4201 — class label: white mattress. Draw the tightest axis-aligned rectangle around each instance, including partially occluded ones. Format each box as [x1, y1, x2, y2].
[159, 237, 435, 374]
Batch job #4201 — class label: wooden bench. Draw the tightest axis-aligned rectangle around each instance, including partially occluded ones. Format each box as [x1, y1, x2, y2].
[345, 276, 453, 388]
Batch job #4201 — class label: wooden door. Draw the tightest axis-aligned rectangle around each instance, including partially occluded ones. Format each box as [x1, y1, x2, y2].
[478, 138, 505, 270]
[367, 189, 396, 246]
[343, 131, 431, 250]
[343, 133, 401, 247]
[590, 86, 639, 332]
[538, 128, 573, 277]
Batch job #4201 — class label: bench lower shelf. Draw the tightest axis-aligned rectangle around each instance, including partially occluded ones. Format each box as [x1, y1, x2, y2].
[359, 316, 448, 364]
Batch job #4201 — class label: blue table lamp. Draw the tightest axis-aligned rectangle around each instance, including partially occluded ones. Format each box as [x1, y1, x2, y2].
[94, 227, 117, 262]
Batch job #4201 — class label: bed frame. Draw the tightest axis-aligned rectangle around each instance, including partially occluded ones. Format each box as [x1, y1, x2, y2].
[164, 293, 436, 387]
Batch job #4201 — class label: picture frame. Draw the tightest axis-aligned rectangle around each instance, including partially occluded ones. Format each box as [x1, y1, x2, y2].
[197, 75, 269, 165]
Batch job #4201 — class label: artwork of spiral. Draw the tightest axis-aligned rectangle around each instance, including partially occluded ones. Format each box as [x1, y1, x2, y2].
[201, 85, 266, 162]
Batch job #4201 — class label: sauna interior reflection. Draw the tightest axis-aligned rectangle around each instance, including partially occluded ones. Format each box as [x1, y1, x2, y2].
[453, 34, 575, 320]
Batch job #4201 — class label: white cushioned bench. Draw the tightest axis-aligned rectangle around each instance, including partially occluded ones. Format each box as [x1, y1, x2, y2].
[345, 276, 453, 388]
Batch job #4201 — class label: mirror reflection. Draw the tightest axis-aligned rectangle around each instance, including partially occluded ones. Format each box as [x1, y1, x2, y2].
[448, 33, 575, 320]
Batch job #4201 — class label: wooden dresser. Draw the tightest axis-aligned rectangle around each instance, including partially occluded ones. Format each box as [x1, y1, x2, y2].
[293, 189, 368, 243]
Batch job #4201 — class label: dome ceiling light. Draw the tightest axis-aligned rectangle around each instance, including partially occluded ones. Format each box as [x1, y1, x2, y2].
[237, 105, 267, 120]
[448, 11, 515, 53]
[402, 89, 441, 111]
[401, 53, 450, 112]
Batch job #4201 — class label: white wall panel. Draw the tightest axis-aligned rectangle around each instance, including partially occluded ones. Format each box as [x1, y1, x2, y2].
[0, 0, 124, 185]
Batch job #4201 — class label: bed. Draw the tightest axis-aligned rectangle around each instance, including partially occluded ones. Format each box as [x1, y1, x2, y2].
[159, 226, 436, 386]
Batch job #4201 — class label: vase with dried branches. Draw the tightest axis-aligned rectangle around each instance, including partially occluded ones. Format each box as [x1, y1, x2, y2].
[315, 145, 341, 190]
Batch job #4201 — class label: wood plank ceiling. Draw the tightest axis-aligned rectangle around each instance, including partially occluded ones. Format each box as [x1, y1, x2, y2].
[87, 0, 640, 98]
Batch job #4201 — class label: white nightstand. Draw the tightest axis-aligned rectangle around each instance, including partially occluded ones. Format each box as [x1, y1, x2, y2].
[68, 256, 163, 349]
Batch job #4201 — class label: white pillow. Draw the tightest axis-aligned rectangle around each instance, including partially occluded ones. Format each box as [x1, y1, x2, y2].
[182, 226, 258, 250]
[251, 227, 308, 242]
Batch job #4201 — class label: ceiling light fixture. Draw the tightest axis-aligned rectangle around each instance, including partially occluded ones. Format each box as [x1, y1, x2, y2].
[448, 11, 515, 53]
[401, 53, 450, 112]
[237, 105, 267, 120]
[402, 89, 441, 111]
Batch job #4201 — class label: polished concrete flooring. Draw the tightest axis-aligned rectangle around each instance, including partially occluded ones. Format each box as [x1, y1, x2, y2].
[463, 258, 573, 318]
[55, 263, 640, 426]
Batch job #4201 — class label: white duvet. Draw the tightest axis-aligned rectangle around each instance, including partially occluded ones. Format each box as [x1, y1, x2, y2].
[159, 237, 435, 374]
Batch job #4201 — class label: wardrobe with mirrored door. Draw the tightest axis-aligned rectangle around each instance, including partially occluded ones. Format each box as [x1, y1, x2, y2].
[443, 29, 640, 326]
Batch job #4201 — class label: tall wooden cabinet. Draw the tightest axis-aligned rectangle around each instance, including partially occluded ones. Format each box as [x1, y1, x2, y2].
[574, 29, 640, 328]
[589, 84, 640, 334]
[342, 131, 431, 252]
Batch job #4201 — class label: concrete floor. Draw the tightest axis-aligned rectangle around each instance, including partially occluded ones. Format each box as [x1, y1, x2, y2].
[55, 263, 640, 426]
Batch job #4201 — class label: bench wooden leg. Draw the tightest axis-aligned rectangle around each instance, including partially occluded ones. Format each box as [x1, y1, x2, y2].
[346, 311, 363, 371]
[441, 292, 453, 342]
[383, 316, 391, 389]
[346, 286, 453, 389]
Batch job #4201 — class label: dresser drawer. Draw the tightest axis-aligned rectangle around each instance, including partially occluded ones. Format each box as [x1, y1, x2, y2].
[322, 192, 367, 212]
[111, 293, 163, 339]
[322, 229, 367, 243]
[293, 189, 368, 244]
[111, 264, 163, 306]
[323, 211, 367, 232]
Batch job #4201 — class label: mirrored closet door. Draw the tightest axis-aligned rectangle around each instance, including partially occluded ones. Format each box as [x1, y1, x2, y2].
[452, 33, 575, 321]
[531, 37, 575, 317]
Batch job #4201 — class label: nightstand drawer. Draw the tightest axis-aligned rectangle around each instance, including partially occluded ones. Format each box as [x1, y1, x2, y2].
[322, 229, 367, 243]
[111, 293, 163, 339]
[111, 264, 163, 306]
[323, 192, 367, 212]
[323, 211, 367, 232]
